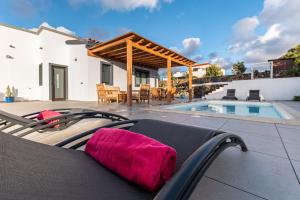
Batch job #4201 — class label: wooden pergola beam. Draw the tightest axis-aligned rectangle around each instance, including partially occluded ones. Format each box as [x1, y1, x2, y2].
[99, 46, 126, 56]
[132, 41, 193, 67]
[90, 39, 127, 53]
[137, 39, 145, 44]
[105, 48, 139, 58]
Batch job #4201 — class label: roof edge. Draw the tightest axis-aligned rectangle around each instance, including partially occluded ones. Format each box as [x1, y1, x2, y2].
[0, 22, 80, 40]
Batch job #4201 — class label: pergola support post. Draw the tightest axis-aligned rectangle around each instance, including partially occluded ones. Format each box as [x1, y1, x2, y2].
[270, 61, 274, 79]
[167, 57, 172, 103]
[188, 65, 193, 102]
[126, 39, 133, 106]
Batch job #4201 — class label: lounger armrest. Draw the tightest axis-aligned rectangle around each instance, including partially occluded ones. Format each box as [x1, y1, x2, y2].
[154, 133, 247, 200]
[55, 120, 139, 148]
[8, 111, 129, 137]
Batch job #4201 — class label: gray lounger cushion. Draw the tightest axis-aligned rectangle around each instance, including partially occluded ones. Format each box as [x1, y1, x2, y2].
[0, 119, 219, 200]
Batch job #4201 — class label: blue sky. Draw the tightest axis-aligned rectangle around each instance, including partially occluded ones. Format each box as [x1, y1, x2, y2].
[1, 0, 299, 75]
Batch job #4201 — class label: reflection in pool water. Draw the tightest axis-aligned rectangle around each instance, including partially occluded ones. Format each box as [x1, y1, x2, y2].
[167, 101, 284, 119]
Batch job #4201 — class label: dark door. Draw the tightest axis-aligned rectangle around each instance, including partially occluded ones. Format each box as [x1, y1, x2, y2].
[51, 65, 67, 101]
[101, 63, 113, 85]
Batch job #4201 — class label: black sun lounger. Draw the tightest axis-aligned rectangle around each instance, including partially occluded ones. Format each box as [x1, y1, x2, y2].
[246, 90, 261, 101]
[0, 108, 128, 137]
[0, 117, 247, 200]
[222, 89, 238, 100]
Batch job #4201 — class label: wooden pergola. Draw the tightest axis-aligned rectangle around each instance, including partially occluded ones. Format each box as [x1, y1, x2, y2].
[88, 32, 196, 106]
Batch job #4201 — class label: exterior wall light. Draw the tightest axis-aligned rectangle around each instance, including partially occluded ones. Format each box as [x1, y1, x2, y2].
[6, 55, 14, 59]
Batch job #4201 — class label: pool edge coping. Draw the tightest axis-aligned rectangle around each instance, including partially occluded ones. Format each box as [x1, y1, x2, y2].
[144, 100, 300, 125]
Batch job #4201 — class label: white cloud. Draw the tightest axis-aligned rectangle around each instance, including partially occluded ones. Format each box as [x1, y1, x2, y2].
[171, 37, 201, 57]
[211, 57, 232, 69]
[182, 38, 201, 56]
[68, 0, 173, 11]
[30, 22, 75, 35]
[229, 0, 300, 63]
[232, 16, 259, 41]
[116, 27, 131, 35]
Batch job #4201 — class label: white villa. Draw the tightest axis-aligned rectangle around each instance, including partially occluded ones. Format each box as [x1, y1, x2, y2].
[0, 23, 166, 102]
[191, 63, 225, 78]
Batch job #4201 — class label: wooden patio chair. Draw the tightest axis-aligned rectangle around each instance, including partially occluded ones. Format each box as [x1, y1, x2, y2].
[150, 88, 160, 100]
[159, 88, 167, 100]
[96, 84, 120, 104]
[105, 85, 120, 103]
[170, 87, 177, 100]
[96, 83, 106, 104]
[133, 84, 150, 104]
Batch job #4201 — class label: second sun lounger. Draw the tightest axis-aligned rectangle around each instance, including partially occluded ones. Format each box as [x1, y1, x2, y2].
[246, 90, 261, 101]
[222, 89, 238, 100]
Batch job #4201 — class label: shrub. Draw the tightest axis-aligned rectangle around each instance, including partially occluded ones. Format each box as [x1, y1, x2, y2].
[205, 64, 223, 77]
[232, 61, 246, 75]
[294, 96, 300, 101]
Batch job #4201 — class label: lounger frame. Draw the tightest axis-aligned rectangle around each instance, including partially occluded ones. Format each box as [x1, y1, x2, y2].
[56, 119, 248, 200]
[0, 108, 128, 137]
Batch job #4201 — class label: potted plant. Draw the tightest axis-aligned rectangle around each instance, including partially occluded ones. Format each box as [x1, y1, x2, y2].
[4, 86, 14, 103]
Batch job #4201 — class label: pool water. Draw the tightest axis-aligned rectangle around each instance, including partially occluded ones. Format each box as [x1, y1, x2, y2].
[167, 101, 285, 119]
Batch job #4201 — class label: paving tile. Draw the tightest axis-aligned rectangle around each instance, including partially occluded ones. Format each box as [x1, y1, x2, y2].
[276, 125, 300, 143]
[205, 148, 300, 200]
[221, 119, 279, 138]
[277, 124, 300, 130]
[282, 139, 300, 162]
[130, 111, 192, 123]
[189, 177, 265, 200]
[179, 116, 228, 130]
[291, 160, 300, 182]
[225, 130, 288, 159]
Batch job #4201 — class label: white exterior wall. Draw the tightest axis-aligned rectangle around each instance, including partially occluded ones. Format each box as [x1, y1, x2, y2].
[205, 77, 300, 101]
[0, 24, 159, 102]
[0, 25, 40, 101]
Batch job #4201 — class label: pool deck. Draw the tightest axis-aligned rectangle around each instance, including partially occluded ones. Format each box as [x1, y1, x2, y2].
[1, 100, 300, 200]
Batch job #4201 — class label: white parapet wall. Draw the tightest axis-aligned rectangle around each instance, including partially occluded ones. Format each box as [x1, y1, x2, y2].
[205, 77, 300, 101]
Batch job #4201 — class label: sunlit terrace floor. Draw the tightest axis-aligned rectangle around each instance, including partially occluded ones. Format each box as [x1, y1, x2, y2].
[1, 100, 300, 200]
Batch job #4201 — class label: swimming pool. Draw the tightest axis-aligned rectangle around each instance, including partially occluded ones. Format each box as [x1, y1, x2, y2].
[166, 101, 289, 119]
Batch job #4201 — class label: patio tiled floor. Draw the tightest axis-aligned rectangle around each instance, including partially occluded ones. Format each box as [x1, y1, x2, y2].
[0, 100, 300, 200]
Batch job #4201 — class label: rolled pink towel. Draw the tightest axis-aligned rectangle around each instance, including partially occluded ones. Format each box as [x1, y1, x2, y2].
[85, 128, 177, 191]
[36, 110, 62, 128]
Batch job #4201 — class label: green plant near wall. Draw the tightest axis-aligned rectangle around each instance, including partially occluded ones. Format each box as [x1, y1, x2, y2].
[287, 66, 300, 76]
[232, 61, 246, 75]
[205, 64, 223, 77]
[294, 96, 300, 101]
[283, 44, 300, 66]
[5, 86, 13, 97]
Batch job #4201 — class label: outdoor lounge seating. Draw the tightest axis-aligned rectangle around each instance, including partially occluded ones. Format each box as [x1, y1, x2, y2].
[96, 83, 121, 104]
[0, 108, 128, 138]
[151, 88, 160, 100]
[133, 84, 151, 104]
[0, 116, 247, 200]
[246, 90, 261, 101]
[222, 89, 238, 100]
